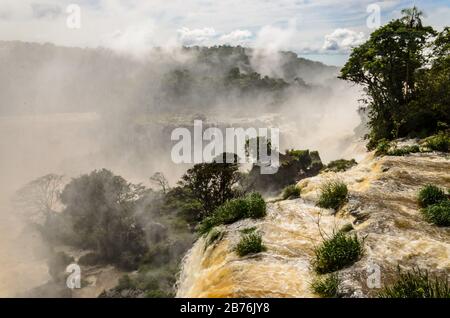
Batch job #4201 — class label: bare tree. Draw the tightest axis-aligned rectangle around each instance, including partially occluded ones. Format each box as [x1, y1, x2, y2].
[12, 174, 64, 224]
[149, 172, 169, 194]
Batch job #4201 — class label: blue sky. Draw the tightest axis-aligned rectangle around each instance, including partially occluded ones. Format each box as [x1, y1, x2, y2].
[0, 0, 448, 65]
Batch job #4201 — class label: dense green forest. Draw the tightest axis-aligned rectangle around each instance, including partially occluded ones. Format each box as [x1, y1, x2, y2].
[340, 7, 449, 149]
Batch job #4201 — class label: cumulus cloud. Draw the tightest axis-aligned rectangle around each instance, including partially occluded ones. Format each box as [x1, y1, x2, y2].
[219, 29, 252, 45]
[177, 27, 216, 45]
[322, 28, 365, 52]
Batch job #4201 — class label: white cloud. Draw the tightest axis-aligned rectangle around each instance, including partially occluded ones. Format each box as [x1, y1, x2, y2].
[254, 21, 296, 52]
[0, 0, 448, 65]
[219, 29, 252, 45]
[322, 28, 365, 52]
[102, 22, 156, 57]
[177, 27, 216, 45]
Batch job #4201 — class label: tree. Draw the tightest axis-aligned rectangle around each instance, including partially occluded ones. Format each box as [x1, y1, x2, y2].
[177, 153, 241, 219]
[400, 6, 423, 28]
[13, 174, 64, 225]
[60, 169, 147, 269]
[149, 172, 169, 194]
[404, 27, 450, 135]
[339, 7, 435, 147]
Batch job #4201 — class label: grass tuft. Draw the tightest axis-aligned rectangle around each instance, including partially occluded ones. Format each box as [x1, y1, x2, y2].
[313, 231, 364, 274]
[316, 180, 348, 211]
[235, 232, 266, 257]
[325, 159, 357, 172]
[417, 184, 447, 208]
[281, 184, 301, 200]
[379, 267, 450, 298]
[311, 273, 341, 298]
[204, 229, 225, 250]
[421, 200, 450, 226]
[197, 192, 266, 235]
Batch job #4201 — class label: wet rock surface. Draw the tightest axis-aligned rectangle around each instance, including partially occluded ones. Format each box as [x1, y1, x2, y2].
[176, 152, 450, 297]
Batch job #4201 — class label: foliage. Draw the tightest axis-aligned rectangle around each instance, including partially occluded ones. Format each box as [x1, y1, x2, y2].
[422, 201, 450, 227]
[12, 174, 64, 225]
[149, 172, 170, 193]
[235, 232, 266, 257]
[205, 229, 225, 249]
[225, 67, 289, 92]
[177, 153, 242, 219]
[387, 145, 420, 156]
[239, 226, 257, 234]
[311, 273, 341, 298]
[379, 267, 450, 298]
[281, 184, 301, 200]
[197, 192, 266, 234]
[60, 169, 148, 270]
[325, 159, 357, 172]
[339, 7, 447, 147]
[316, 181, 348, 211]
[422, 133, 450, 152]
[417, 184, 447, 208]
[374, 139, 391, 156]
[313, 232, 364, 274]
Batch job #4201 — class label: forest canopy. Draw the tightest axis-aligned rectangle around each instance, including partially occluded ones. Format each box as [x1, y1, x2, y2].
[340, 7, 450, 149]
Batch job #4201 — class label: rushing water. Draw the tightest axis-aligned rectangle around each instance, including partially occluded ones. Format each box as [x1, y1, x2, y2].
[176, 151, 450, 297]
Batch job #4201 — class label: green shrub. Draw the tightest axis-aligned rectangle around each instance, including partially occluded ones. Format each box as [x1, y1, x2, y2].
[198, 192, 266, 234]
[375, 139, 391, 156]
[379, 267, 450, 298]
[316, 181, 348, 211]
[204, 229, 224, 249]
[422, 201, 450, 226]
[311, 273, 341, 297]
[387, 145, 420, 156]
[417, 184, 447, 207]
[325, 159, 357, 172]
[245, 192, 267, 218]
[313, 232, 364, 274]
[422, 133, 450, 152]
[281, 184, 301, 200]
[235, 232, 266, 257]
